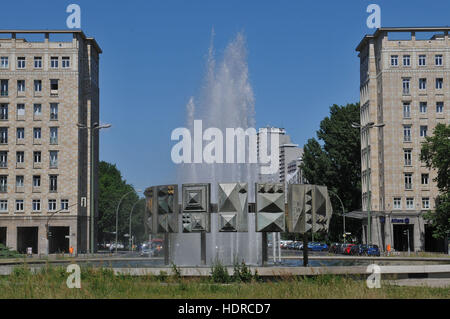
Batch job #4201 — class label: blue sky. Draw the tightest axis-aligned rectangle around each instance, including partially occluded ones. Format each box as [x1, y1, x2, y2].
[1, 0, 450, 191]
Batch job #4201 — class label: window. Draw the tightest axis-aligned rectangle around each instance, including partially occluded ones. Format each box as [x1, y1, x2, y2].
[406, 198, 414, 209]
[62, 57, 70, 68]
[402, 78, 410, 94]
[418, 55, 426, 66]
[50, 103, 58, 120]
[34, 104, 42, 116]
[0, 80, 8, 96]
[33, 151, 41, 164]
[17, 128, 24, 140]
[16, 199, 24, 212]
[436, 78, 443, 89]
[17, 104, 25, 117]
[422, 198, 430, 209]
[33, 127, 41, 140]
[16, 151, 24, 164]
[436, 102, 444, 113]
[419, 78, 427, 90]
[403, 103, 411, 118]
[32, 199, 41, 212]
[49, 151, 58, 168]
[0, 151, 6, 168]
[0, 127, 7, 144]
[0, 200, 7, 212]
[33, 175, 41, 188]
[16, 175, 24, 188]
[17, 57, 25, 69]
[403, 125, 411, 142]
[435, 54, 443, 66]
[0, 57, 8, 69]
[391, 55, 398, 66]
[61, 199, 69, 211]
[405, 173, 412, 190]
[393, 198, 401, 209]
[422, 174, 429, 185]
[50, 79, 58, 95]
[49, 175, 58, 192]
[420, 102, 427, 114]
[420, 125, 428, 137]
[0, 175, 7, 192]
[50, 57, 58, 68]
[0, 104, 8, 120]
[34, 57, 42, 68]
[34, 80, 42, 92]
[404, 149, 412, 166]
[48, 199, 57, 211]
[403, 55, 410, 66]
[17, 80, 25, 92]
[50, 127, 58, 144]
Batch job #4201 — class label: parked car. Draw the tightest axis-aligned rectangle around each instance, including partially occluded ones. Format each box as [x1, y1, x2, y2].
[360, 244, 380, 256]
[342, 244, 355, 255]
[310, 242, 328, 251]
[329, 243, 341, 254]
[349, 245, 361, 255]
[139, 247, 154, 257]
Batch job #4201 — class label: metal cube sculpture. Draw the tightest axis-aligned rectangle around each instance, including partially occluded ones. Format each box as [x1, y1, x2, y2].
[144, 185, 179, 234]
[182, 183, 211, 233]
[287, 184, 332, 234]
[255, 183, 285, 232]
[218, 183, 248, 232]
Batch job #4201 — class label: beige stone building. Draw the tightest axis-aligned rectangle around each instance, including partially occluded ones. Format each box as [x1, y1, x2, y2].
[356, 27, 449, 252]
[0, 30, 101, 255]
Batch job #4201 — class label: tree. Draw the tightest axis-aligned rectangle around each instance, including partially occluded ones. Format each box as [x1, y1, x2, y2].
[98, 161, 145, 246]
[420, 123, 450, 239]
[300, 103, 362, 242]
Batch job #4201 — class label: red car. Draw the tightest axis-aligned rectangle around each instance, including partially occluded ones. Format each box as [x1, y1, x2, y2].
[343, 244, 355, 255]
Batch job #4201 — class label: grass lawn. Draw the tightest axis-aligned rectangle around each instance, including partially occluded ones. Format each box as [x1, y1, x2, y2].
[0, 265, 449, 299]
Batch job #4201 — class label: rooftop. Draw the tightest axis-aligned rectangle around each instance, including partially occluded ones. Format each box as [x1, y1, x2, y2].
[0, 29, 101, 53]
[356, 26, 450, 52]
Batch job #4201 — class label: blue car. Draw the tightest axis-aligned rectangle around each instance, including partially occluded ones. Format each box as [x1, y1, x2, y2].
[309, 242, 329, 251]
[360, 244, 380, 256]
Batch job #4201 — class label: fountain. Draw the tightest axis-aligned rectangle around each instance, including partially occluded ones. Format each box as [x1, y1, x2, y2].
[173, 32, 261, 266]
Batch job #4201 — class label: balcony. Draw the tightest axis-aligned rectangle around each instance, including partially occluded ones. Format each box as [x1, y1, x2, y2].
[33, 162, 42, 169]
[405, 183, 413, 190]
[404, 136, 412, 142]
[16, 162, 25, 169]
[33, 113, 42, 121]
[32, 186, 41, 193]
[50, 90, 58, 97]
[15, 185, 24, 193]
[33, 138, 41, 145]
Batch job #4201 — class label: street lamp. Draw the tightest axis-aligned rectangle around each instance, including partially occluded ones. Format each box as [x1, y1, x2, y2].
[129, 198, 145, 251]
[77, 122, 112, 254]
[115, 189, 142, 254]
[351, 121, 385, 245]
[328, 190, 346, 243]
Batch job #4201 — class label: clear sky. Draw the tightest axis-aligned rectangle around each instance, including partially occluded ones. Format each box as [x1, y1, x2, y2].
[1, 0, 449, 191]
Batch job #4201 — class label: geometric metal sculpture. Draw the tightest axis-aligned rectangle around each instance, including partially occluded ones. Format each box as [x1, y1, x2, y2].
[218, 183, 248, 232]
[287, 184, 332, 234]
[181, 183, 211, 233]
[144, 185, 179, 234]
[255, 183, 285, 232]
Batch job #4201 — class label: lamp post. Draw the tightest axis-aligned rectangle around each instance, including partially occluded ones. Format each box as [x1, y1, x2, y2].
[46, 203, 78, 255]
[328, 190, 346, 243]
[351, 121, 385, 245]
[129, 198, 145, 251]
[115, 189, 142, 254]
[77, 122, 111, 254]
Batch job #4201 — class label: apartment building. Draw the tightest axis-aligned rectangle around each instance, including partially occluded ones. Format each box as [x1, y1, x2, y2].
[356, 27, 449, 252]
[0, 30, 101, 255]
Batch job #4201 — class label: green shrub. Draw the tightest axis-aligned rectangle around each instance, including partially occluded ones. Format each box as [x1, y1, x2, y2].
[211, 259, 230, 283]
[0, 244, 23, 258]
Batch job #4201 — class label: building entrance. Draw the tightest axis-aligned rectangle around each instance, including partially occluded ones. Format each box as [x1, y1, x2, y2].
[393, 224, 414, 252]
[48, 227, 70, 254]
[17, 227, 39, 254]
[0, 227, 6, 246]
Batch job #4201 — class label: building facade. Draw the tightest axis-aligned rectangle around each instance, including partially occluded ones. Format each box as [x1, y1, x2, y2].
[0, 30, 101, 255]
[356, 27, 449, 252]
